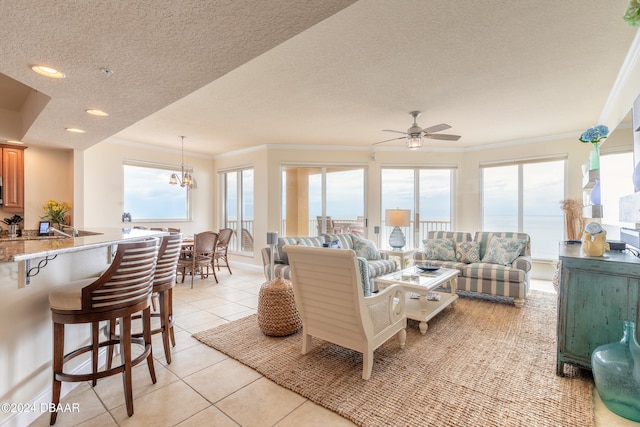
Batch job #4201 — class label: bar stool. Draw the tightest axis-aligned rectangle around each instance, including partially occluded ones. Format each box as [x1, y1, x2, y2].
[48, 238, 159, 425]
[107, 233, 182, 364]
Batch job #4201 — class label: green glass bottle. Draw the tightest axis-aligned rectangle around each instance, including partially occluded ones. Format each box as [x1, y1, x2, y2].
[591, 320, 640, 421]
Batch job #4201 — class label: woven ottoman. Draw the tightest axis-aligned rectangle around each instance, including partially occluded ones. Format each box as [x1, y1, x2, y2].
[257, 276, 302, 336]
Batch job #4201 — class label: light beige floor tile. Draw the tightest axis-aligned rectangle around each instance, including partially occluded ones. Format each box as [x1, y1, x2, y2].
[151, 328, 202, 358]
[171, 301, 202, 317]
[224, 309, 256, 321]
[158, 343, 227, 378]
[188, 296, 232, 310]
[31, 382, 107, 427]
[206, 301, 253, 318]
[275, 400, 356, 427]
[235, 294, 259, 309]
[593, 387, 639, 426]
[186, 318, 229, 334]
[173, 310, 223, 330]
[205, 287, 257, 302]
[76, 412, 118, 426]
[216, 377, 306, 427]
[175, 405, 240, 427]
[110, 381, 210, 427]
[92, 358, 179, 410]
[183, 358, 262, 403]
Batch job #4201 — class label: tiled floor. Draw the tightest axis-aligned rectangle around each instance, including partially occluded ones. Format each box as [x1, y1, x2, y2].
[32, 267, 638, 426]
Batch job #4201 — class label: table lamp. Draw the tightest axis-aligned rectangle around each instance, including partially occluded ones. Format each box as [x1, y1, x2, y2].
[385, 209, 411, 249]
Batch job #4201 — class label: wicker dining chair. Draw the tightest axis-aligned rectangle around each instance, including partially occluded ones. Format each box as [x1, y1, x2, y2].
[215, 228, 233, 275]
[177, 231, 218, 287]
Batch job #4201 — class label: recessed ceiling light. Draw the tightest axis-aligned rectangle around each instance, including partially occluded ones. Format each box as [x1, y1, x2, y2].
[6, 140, 23, 144]
[86, 109, 109, 117]
[65, 128, 85, 133]
[31, 65, 66, 79]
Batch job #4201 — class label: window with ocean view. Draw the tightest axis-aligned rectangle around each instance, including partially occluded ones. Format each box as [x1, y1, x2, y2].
[123, 162, 189, 221]
[481, 159, 565, 260]
[600, 150, 633, 229]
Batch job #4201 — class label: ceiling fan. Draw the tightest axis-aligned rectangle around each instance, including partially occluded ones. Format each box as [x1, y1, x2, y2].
[373, 111, 461, 150]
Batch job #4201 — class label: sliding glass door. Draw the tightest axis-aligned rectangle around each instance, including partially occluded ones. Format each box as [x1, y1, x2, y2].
[381, 167, 454, 249]
[481, 159, 564, 260]
[220, 168, 254, 253]
[282, 165, 365, 237]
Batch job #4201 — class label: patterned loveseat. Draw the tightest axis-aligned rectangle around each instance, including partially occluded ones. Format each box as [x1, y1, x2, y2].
[261, 233, 397, 292]
[414, 231, 532, 307]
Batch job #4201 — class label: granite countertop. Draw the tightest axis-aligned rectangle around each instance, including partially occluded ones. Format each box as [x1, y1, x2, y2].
[0, 228, 167, 262]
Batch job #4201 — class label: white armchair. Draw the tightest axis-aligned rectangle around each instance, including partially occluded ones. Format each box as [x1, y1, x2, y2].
[284, 245, 407, 380]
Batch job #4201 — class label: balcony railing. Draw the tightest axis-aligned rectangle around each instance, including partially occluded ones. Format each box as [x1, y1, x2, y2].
[284, 218, 451, 248]
[224, 218, 451, 251]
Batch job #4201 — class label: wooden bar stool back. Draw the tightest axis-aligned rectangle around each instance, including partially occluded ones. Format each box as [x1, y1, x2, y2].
[107, 233, 182, 364]
[48, 238, 159, 424]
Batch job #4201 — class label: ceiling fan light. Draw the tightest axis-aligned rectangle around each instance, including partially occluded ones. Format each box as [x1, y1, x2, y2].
[407, 134, 422, 150]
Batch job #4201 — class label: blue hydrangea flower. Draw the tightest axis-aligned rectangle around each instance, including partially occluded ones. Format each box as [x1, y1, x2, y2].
[579, 125, 609, 143]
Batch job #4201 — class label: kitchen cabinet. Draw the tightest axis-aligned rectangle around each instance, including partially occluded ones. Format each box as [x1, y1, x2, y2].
[1, 144, 25, 212]
[557, 243, 640, 375]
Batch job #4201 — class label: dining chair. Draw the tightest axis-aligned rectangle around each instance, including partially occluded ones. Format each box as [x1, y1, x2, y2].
[177, 231, 218, 288]
[215, 228, 233, 275]
[241, 228, 254, 251]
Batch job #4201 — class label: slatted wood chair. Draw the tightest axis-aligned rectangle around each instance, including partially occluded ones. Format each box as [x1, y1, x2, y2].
[177, 231, 218, 287]
[284, 245, 407, 380]
[215, 228, 233, 275]
[48, 238, 159, 424]
[107, 233, 183, 365]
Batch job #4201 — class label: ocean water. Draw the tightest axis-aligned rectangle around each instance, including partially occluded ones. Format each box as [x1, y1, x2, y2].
[484, 215, 563, 260]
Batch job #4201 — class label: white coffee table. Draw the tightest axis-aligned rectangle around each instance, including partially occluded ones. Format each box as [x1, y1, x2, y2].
[375, 267, 459, 335]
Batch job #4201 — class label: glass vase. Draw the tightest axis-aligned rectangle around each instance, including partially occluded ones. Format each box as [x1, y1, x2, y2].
[589, 143, 600, 170]
[591, 320, 640, 421]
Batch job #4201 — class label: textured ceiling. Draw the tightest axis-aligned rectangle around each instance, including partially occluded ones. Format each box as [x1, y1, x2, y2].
[0, 0, 637, 156]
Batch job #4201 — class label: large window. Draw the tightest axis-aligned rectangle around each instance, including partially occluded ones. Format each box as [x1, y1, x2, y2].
[281, 165, 365, 237]
[600, 150, 633, 229]
[481, 159, 565, 260]
[220, 168, 254, 253]
[381, 168, 454, 249]
[123, 162, 189, 221]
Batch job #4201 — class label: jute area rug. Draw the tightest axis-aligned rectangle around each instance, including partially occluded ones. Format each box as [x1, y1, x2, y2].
[193, 290, 593, 427]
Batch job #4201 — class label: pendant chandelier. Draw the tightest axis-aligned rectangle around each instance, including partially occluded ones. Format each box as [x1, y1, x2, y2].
[169, 136, 193, 188]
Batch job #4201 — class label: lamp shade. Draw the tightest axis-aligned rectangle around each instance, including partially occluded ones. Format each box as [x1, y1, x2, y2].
[385, 209, 411, 227]
[267, 231, 278, 245]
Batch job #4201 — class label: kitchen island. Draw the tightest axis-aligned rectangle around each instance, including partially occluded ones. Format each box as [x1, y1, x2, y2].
[0, 227, 166, 427]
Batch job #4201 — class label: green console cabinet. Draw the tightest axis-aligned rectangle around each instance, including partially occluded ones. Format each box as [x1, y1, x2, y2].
[557, 244, 640, 376]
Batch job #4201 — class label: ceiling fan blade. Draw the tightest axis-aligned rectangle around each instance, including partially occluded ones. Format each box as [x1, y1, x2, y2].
[425, 133, 461, 141]
[372, 136, 406, 145]
[422, 123, 451, 134]
[382, 129, 407, 135]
